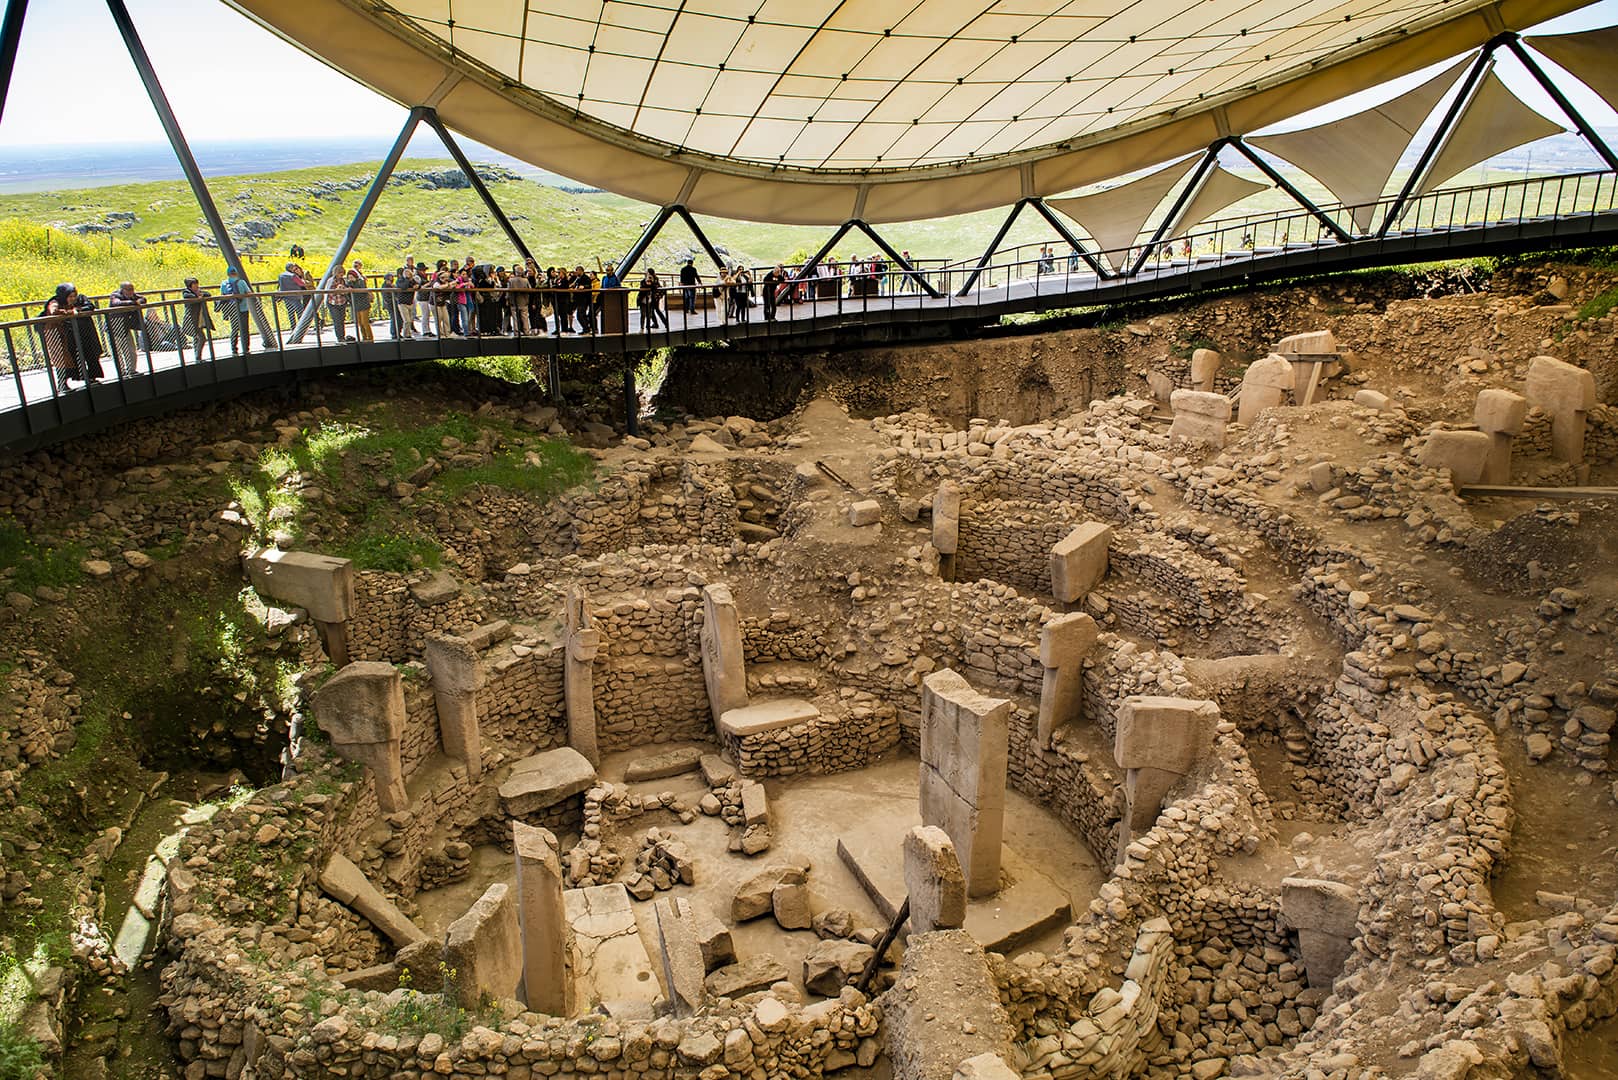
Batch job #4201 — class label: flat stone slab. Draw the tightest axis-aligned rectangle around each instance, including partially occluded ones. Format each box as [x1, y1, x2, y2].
[706, 955, 791, 999]
[838, 820, 1071, 954]
[624, 746, 705, 782]
[719, 698, 820, 738]
[566, 884, 662, 1014]
[501, 747, 597, 816]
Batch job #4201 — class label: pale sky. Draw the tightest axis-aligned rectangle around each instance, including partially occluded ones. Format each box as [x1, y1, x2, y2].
[1, 0, 1615, 152]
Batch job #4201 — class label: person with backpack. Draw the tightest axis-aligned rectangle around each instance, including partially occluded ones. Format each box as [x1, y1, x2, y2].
[345, 261, 373, 342]
[218, 267, 253, 355]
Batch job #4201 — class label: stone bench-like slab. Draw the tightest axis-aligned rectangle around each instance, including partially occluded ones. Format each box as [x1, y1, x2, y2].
[718, 698, 820, 738]
[500, 747, 597, 816]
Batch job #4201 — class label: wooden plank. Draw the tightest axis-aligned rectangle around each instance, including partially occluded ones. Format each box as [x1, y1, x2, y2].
[1459, 485, 1618, 500]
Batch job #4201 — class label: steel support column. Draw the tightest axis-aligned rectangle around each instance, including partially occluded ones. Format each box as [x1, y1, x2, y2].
[1378, 40, 1502, 239]
[615, 205, 677, 280]
[955, 198, 1031, 296]
[1505, 36, 1618, 174]
[787, 220, 856, 288]
[1128, 143, 1224, 276]
[290, 108, 426, 341]
[623, 359, 639, 437]
[1229, 139, 1354, 242]
[1025, 198, 1111, 277]
[0, 0, 27, 127]
[422, 110, 536, 263]
[843, 220, 943, 298]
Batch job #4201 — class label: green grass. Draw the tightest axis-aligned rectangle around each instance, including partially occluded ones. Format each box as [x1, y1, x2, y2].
[0, 1021, 43, 1080]
[0, 517, 86, 594]
[1576, 283, 1618, 322]
[434, 355, 536, 383]
[327, 527, 442, 573]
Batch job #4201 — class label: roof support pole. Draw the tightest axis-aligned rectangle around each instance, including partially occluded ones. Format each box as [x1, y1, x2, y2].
[0, 0, 28, 128]
[422, 109, 536, 263]
[1025, 198, 1111, 277]
[848, 220, 943, 298]
[789, 220, 855, 285]
[671, 206, 729, 273]
[1504, 36, 1618, 173]
[105, 0, 243, 273]
[1377, 39, 1503, 239]
[955, 198, 1030, 296]
[1128, 142, 1225, 276]
[1228, 139, 1354, 243]
[290, 107, 426, 342]
[614, 205, 676, 280]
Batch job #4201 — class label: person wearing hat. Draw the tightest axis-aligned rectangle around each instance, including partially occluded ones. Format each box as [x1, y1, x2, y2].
[219, 266, 253, 355]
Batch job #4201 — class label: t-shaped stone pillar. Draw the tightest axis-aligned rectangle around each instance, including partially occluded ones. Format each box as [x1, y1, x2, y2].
[1474, 388, 1528, 484]
[1237, 354, 1293, 426]
[312, 661, 408, 813]
[652, 896, 708, 1017]
[1525, 355, 1597, 465]
[1418, 430, 1491, 486]
[1050, 522, 1112, 604]
[423, 633, 483, 777]
[563, 586, 601, 766]
[920, 668, 1010, 899]
[1112, 695, 1219, 853]
[903, 825, 966, 934]
[933, 481, 962, 583]
[442, 882, 522, 1008]
[513, 822, 573, 1016]
[1280, 877, 1359, 989]
[1036, 612, 1098, 749]
[1169, 389, 1232, 448]
[243, 548, 355, 666]
[1190, 348, 1221, 393]
[700, 583, 748, 722]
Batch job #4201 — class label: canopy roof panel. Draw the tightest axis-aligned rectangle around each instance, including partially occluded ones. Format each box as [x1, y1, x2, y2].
[223, 0, 1595, 224]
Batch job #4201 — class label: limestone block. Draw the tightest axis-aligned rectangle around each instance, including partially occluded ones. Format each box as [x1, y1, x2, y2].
[849, 499, 882, 526]
[1525, 355, 1596, 463]
[1474, 388, 1528, 435]
[1146, 371, 1174, 403]
[700, 584, 749, 721]
[442, 883, 522, 1008]
[1049, 522, 1112, 603]
[1122, 765, 1181, 833]
[1113, 696, 1219, 775]
[1275, 330, 1337, 354]
[1418, 430, 1491, 486]
[920, 669, 1009, 898]
[624, 746, 703, 782]
[1039, 611, 1099, 668]
[1280, 877, 1359, 938]
[881, 930, 1015, 1080]
[311, 662, 408, 813]
[903, 825, 966, 933]
[1353, 389, 1390, 411]
[734, 864, 808, 921]
[719, 698, 819, 737]
[1037, 612, 1097, 749]
[513, 823, 572, 1016]
[563, 586, 600, 766]
[500, 747, 597, 817]
[772, 881, 813, 929]
[654, 897, 709, 1017]
[1238, 354, 1293, 425]
[1169, 389, 1231, 447]
[319, 853, 427, 946]
[1190, 348, 1221, 392]
[707, 956, 790, 998]
[424, 634, 483, 776]
[955, 1055, 1022, 1080]
[932, 482, 962, 556]
[802, 938, 874, 996]
[740, 781, 769, 826]
[243, 548, 354, 623]
[689, 904, 735, 970]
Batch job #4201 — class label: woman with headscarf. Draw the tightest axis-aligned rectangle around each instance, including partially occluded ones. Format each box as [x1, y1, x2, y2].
[180, 277, 214, 362]
[39, 284, 104, 385]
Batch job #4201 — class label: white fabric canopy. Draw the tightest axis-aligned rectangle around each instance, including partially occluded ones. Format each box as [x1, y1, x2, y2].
[1415, 70, 1567, 197]
[1047, 158, 1197, 271]
[1168, 165, 1270, 240]
[1526, 26, 1618, 114]
[222, 0, 1594, 224]
[1249, 58, 1468, 233]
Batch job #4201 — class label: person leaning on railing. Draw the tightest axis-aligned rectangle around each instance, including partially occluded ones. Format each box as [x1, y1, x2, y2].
[105, 281, 148, 378]
[324, 271, 350, 343]
[39, 283, 105, 385]
[180, 277, 213, 362]
[217, 267, 253, 356]
[345, 261, 374, 343]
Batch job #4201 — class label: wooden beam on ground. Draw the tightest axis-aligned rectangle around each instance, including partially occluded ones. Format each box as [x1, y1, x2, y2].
[1459, 485, 1618, 500]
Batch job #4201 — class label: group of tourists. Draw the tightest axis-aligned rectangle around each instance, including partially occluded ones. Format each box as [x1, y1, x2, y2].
[32, 242, 947, 385]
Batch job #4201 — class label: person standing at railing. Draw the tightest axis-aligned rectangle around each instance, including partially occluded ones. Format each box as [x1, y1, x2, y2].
[761, 265, 784, 322]
[452, 267, 474, 337]
[638, 268, 668, 330]
[507, 264, 532, 335]
[105, 282, 148, 378]
[345, 262, 374, 343]
[324, 272, 349, 343]
[179, 277, 214, 362]
[39, 284, 104, 385]
[678, 259, 700, 321]
[276, 262, 304, 327]
[735, 266, 753, 324]
[524, 259, 546, 334]
[218, 267, 253, 356]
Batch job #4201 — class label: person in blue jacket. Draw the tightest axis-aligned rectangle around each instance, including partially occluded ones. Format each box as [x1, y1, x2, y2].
[219, 267, 253, 355]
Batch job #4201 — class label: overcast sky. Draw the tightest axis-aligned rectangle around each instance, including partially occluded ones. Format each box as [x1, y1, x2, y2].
[1, 0, 1615, 152]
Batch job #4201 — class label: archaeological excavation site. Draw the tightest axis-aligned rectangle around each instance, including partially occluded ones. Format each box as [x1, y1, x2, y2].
[3, 261, 1618, 1080]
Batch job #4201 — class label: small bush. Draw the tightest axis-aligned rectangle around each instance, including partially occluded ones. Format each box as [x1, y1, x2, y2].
[328, 528, 442, 573]
[0, 1022, 43, 1080]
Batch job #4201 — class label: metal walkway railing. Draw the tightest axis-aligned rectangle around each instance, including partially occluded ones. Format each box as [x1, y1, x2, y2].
[3, 168, 1616, 452]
